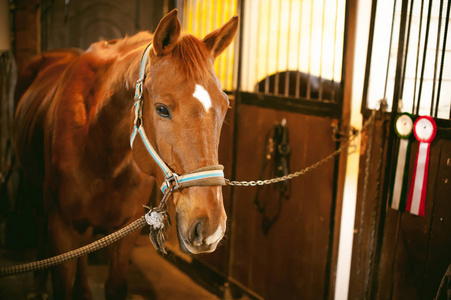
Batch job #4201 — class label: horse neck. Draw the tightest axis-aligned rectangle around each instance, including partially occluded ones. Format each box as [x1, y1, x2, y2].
[87, 50, 144, 174]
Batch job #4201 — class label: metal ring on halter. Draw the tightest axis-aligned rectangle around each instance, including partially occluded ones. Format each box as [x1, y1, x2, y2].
[164, 173, 180, 191]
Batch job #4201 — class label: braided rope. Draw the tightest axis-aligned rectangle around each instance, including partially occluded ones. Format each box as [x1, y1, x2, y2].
[0, 114, 377, 277]
[0, 216, 146, 277]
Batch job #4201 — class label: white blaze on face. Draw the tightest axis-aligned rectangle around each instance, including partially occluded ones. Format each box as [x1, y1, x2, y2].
[193, 84, 212, 111]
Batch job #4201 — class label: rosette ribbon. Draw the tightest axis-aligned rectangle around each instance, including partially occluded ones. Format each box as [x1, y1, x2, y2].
[389, 113, 413, 211]
[406, 116, 437, 216]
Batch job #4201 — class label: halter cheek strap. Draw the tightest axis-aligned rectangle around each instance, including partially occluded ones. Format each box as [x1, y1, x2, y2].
[130, 43, 225, 193]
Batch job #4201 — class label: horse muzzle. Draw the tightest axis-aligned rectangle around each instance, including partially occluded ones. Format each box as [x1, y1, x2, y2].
[177, 218, 225, 254]
[174, 187, 226, 254]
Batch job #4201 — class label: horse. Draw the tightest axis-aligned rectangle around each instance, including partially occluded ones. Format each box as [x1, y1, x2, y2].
[13, 9, 238, 299]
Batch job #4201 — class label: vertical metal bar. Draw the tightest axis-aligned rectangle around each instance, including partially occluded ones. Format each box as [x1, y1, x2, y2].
[307, 0, 314, 99]
[318, 0, 326, 101]
[360, 0, 379, 114]
[383, 0, 398, 100]
[264, 0, 271, 94]
[213, 0, 218, 29]
[255, 0, 262, 92]
[331, 0, 340, 102]
[371, 0, 409, 297]
[197, 0, 202, 35]
[224, 0, 234, 91]
[274, 0, 283, 95]
[246, 0, 253, 92]
[192, 0, 198, 34]
[227, 0, 244, 287]
[284, 0, 293, 97]
[223, 0, 229, 90]
[434, 0, 450, 118]
[412, 0, 426, 114]
[430, 0, 444, 116]
[203, 0, 208, 37]
[295, 0, 304, 98]
[415, 0, 433, 116]
[399, 0, 415, 102]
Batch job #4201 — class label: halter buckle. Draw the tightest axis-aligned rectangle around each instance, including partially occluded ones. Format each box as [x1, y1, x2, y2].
[165, 173, 180, 191]
[135, 80, 144, 100]
[133, 99, 143, 127]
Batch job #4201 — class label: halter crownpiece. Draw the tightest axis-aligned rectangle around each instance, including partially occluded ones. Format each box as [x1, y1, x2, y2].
[130, 43, 226, 252]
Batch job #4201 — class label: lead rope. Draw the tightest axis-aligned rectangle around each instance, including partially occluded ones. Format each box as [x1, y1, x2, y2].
[0, 114, 376, 277]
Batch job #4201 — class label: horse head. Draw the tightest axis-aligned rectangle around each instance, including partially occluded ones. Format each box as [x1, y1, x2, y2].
[131, 9, 238, 254]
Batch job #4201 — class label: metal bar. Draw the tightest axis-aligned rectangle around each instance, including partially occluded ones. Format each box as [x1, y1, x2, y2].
[246, 0, 254, 93]
[430, 0, 444, 116]
[224, 0, 230, 90]
[318, 0, 326, 101]
[264, 0, 271, 94]
[399, 0, 415, 102]
[434, 0, 451, 118]
[415, 0, 433, 116]
[383, 0, 398, 100]
[371, 0, 409, 297]
[360, 0, 379, 114]
[331, 0, 340, 102]
[284, 0, 293, 97]
[255, 0, 262, 92]
[295, 0, 304, 98]
[203, 0, 207, 37]
[412, 0, 426, 113]
[307, 0, 314, 99]
[274, 0, 283, 95]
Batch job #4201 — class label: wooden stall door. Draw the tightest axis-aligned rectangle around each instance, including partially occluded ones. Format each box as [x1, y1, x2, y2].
[229, 104, 338, 299]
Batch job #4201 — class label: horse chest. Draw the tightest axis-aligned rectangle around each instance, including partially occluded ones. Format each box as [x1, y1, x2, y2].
[59, 158, 152, 228]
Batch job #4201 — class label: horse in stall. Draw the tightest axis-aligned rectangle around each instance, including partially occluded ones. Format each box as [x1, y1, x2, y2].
[13, 9, 238, 299]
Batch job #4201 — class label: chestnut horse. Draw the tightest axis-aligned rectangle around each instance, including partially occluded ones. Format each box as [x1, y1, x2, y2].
[13, 9, 238, 299]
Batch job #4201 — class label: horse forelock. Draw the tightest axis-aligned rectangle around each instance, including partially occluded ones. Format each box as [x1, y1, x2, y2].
[170, 34, 214, 83]
[93, 31, 215, 115]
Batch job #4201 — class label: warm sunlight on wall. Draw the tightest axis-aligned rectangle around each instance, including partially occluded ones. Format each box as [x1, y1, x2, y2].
[179, 0, 346, 94]
[180, 0, 237, 91]
[241, 0, 346, 92]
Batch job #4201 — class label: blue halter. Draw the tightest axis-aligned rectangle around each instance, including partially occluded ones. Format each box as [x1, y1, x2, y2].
[130, 43, 225, 194]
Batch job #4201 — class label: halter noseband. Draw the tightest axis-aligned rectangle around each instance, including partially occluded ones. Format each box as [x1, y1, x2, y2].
[130, 43, 225, 195]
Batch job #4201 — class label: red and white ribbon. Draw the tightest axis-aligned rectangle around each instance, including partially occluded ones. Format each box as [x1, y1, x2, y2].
[406, 116, 436, 216]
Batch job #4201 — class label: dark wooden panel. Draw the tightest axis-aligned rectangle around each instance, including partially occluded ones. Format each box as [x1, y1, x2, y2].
[420, 139, 451, 299]
[350, 118, 451, 300]
[230, 104, 337, 299]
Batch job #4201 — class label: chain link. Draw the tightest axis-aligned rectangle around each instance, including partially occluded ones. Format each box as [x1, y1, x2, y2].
[225, 113, 376, 187]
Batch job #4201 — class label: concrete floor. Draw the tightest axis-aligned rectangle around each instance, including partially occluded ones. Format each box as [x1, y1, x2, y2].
[0, 235, 218, 300]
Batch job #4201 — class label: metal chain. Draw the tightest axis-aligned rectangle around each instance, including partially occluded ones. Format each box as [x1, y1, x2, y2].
[225, 113, 376, 187]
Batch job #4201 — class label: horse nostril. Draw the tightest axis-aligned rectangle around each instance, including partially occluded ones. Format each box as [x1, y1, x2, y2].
[191, 220, 204, 246]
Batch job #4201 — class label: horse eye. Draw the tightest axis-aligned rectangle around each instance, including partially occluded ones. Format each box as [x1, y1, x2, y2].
[155, 103, 171, 119]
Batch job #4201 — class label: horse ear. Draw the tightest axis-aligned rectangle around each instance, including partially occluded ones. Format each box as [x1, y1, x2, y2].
[152, 9, 181, 56]
[203, 15, 239, 59]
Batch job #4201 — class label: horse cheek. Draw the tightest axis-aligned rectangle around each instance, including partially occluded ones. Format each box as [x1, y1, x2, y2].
[131, 137, 154, 175]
